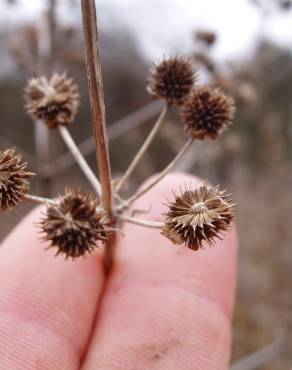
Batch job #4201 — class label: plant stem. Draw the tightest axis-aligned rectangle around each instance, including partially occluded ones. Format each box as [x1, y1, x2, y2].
[81, 0, 113, 215]
[47, 101, 163, 176]
[103, 231, 116, 275]
[115, 104, 168, 193]
[118, 214, 164, 229]
[81, 0, 115, 274]
[58, 126, 102, 196]
[34, 0, 57, 197]
[124, 138, 194, 207]
[24, 194, 54, 205]
[34, 121, 51, 196]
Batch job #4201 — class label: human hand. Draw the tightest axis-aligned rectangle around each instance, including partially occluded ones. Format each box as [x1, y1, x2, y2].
[0, 173, 238, 370]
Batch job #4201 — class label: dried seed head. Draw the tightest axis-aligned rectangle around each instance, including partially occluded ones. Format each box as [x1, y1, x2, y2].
[162, 183, 235, 250]
[24, 73, 79, 129]
[41, 189, 108, 258]
[147, 56, 197, 105]
[181, 86, 235, 140]
[0, 148, 35, 212]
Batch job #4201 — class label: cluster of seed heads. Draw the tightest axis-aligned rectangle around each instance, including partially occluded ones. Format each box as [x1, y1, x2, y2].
[0, 55, 235, 259]
[148, 57, 235, 141]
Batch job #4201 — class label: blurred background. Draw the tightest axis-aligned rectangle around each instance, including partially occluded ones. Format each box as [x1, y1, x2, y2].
[0, 0, 292, 368]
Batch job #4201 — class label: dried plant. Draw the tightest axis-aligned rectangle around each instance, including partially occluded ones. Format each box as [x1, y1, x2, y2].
[0, 148, 34, 212]
[162, 183, 235, 250]
[147, 56, 197, 106]
[0, 1, 236, 274]
[24, 73, 79, 129]
[41, 189, 108, 258]
[181, 86, 235, 140]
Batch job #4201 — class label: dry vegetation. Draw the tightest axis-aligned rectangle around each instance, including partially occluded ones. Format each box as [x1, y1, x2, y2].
[1, 0, 292, 368]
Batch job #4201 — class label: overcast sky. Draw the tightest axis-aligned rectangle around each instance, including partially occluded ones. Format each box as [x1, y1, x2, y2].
[1, 0, 292, 62]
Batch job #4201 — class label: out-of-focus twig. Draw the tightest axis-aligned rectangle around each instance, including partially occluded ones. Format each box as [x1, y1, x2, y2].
[174, 144, 197, 172]
[288, 103, 292, 159]
[115, 104, 167, 193]
[117, 214, 164, 228]
[230, 334, 285, 370]
[34, 0, 56, 196]
[108, 101, 163, 141]
[44, 100, 163, 176]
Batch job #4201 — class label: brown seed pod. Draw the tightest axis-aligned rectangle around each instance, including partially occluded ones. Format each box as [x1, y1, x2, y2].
[181, 86, 235, 140]
[147, 56, 197, 106]
[41, 189, 108, 258]
[0, 148, 35, 212]
[24, 73, 79, 129]
[162, 183, 235, 250]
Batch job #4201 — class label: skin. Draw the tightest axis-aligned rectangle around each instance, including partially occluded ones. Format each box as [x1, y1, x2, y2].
[0, 173, 238, 370]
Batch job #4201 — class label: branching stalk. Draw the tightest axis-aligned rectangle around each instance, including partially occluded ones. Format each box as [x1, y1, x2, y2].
[118, 214, 164, 229]
[45, 101, 163, 176]
[81, 0, 113, 215]
[81, 0, 115, 275]
[125, 138, 194, 207]
[33, 121, 51, 196]
[58, 126, 102, 196]
[34, 0, 56, 196]
[115, 104, 168, 193]
[24, 194, 54, 205]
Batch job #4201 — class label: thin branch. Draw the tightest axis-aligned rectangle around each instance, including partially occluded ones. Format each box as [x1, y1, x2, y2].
[45, 101, 163, 176]
[33, 121, 51, 196]
[81, 0, 113, 214]
[115, 104, 168, 193]
[124, 138, 194, 207]
[58, 126, 102, 196]
[108, 101, 163, 141]
[118, 214, 164, 229]
[47, 0, 57, 68]
[24, 194, 54, 206]
[34, 0, 57, 197]
[175, 143, 197, 172]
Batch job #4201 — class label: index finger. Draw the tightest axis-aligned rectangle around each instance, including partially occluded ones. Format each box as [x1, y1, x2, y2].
[0, 205, 105, 369]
